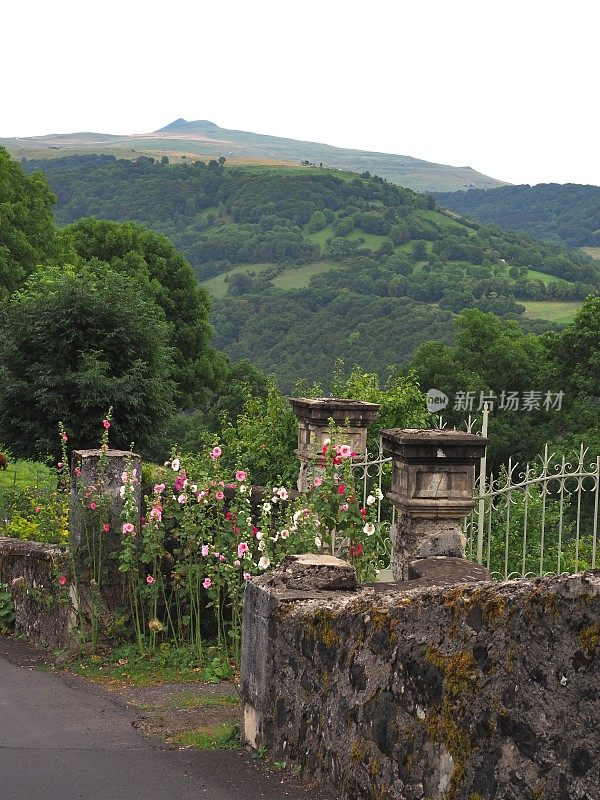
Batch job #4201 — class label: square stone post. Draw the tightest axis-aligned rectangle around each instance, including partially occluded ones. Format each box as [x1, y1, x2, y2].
[288, 398, 380, 491]
[70, 449, 141, 608]
[380, 429, 489, 581]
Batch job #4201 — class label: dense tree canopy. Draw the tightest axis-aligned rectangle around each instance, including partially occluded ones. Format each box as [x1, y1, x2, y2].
[0, 263, 177, 459]
[0, 147, 69, 296]
[436, 183, 600, 248]
[64, 218, 223, 406]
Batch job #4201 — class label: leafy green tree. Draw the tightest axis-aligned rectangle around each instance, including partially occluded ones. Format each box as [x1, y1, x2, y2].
[0, 263, 176, 459]
[63, 218, 223, 405]
[0, 147, 69, 296]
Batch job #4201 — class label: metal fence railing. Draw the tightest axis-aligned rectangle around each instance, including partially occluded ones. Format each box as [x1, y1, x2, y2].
[466, 444, 600, 579]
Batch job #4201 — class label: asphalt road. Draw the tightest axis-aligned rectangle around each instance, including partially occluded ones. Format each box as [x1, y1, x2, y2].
[0, 636, 331, 800]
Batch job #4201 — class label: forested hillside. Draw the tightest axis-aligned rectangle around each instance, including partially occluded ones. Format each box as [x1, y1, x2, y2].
[436, 183, 600, 248]
[21, 154, 600, 388]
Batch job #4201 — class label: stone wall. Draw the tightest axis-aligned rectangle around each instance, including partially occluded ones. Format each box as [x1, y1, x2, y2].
[0, 537, 72, 649]
[242, 556, 600, 800]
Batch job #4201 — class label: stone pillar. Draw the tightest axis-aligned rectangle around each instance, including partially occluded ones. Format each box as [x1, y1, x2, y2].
[380, 429, 489, 581]
[70, 449, 141, 606]
[288, 398, 380, 491]
[241, 554, 357, 750]
[70, 449, 142, 547]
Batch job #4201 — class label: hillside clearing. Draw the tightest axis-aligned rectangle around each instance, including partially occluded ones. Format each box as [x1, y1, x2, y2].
[202, 263, 274, 298]
[272, 261, 341, 289]
[522, 301, 582, 323]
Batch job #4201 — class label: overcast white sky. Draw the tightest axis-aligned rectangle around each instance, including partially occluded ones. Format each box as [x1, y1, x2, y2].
[2, 0, 599, 186]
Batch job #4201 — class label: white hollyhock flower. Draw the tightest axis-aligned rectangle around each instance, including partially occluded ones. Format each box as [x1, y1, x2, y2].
[258, 556, 270, 570]
[171, 458, 180, 471]
[363, 523, 376, 536]
[366, 494, 376, 506]
[374, 487, 384, 500]
[314, 536, 322, 548]
[258, 539, 266, 551]
[263, 502, 272, 513]
[256, 531, 264, 541]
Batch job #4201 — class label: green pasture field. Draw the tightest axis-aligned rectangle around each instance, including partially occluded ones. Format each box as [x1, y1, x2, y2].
[0, 458, 54, 492]
[524, 268, 570, 284]
[271, 261, 341, 289]
[347, 229, 389, 250]
[522, 301, 582, 324]
[202, 263, 274, 298]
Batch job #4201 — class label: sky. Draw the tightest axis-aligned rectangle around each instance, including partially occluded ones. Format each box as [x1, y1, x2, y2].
[2, 0, 599, 186]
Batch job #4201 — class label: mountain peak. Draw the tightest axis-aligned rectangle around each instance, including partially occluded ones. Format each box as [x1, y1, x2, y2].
[156, 118, 219, 133]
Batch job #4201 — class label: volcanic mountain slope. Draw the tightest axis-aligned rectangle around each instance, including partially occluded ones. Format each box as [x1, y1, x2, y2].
[2, 117, 507, 193]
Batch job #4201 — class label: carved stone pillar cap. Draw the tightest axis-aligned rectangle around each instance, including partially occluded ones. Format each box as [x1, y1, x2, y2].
[73, 449, 139, 460]
[289, 397, 380, 426]
[380, 428, 488, 465]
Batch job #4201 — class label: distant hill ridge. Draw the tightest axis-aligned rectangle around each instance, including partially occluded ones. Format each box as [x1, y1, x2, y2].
[437, 183, 600, 248]
[0, 117, 508, 193]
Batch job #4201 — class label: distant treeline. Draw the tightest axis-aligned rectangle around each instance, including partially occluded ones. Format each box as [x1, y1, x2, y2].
[436, 183, 600, 248]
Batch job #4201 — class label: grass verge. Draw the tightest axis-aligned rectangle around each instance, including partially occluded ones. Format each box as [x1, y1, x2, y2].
[170, 722, 240, 750]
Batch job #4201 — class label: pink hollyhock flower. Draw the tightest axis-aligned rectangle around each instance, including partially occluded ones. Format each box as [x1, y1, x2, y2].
[338, 484, 346, 495]
[243, 572, 251, 581]
[149, 507, 162, 522]
[90, 502, 97, 510]
[122, 522, 135, 535]
[57, 462, 64, 469]
[146, 575, 155, 585]
[62, 432, 68, 442]
[277, 487, 289, 500]
[219, 554, 226, 562]
[236, 470, 247, 482]
[238, 542, 249, 558]
[102, 420, 111, 429]
[58, 575, 67, 586]
[215, 491, 225, 500]
[313, 476, 323, 487]
[177, 493, 187, 504]
[174, 475, 186, 492]
[340, 503, 349, 512]
[74, 467, 81, 477]
[141, 516, 146, 525]
[202, 577, 212, 589]
[201, 545, 209, 557]
[339, 445, 353, 458]
[153, 483, 166, 495]
[121, 471, 128, 484]
[210, 446, 222, 460]
[102, 523, 110, 533]
[35, 506, 41, 514]
[234, 559, 241, 568]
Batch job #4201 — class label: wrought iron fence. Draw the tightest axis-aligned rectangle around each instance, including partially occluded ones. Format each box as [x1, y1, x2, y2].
[351, 409, 599, 581]
[466, 444, 600, 579]
[351, 445, 394, 570]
